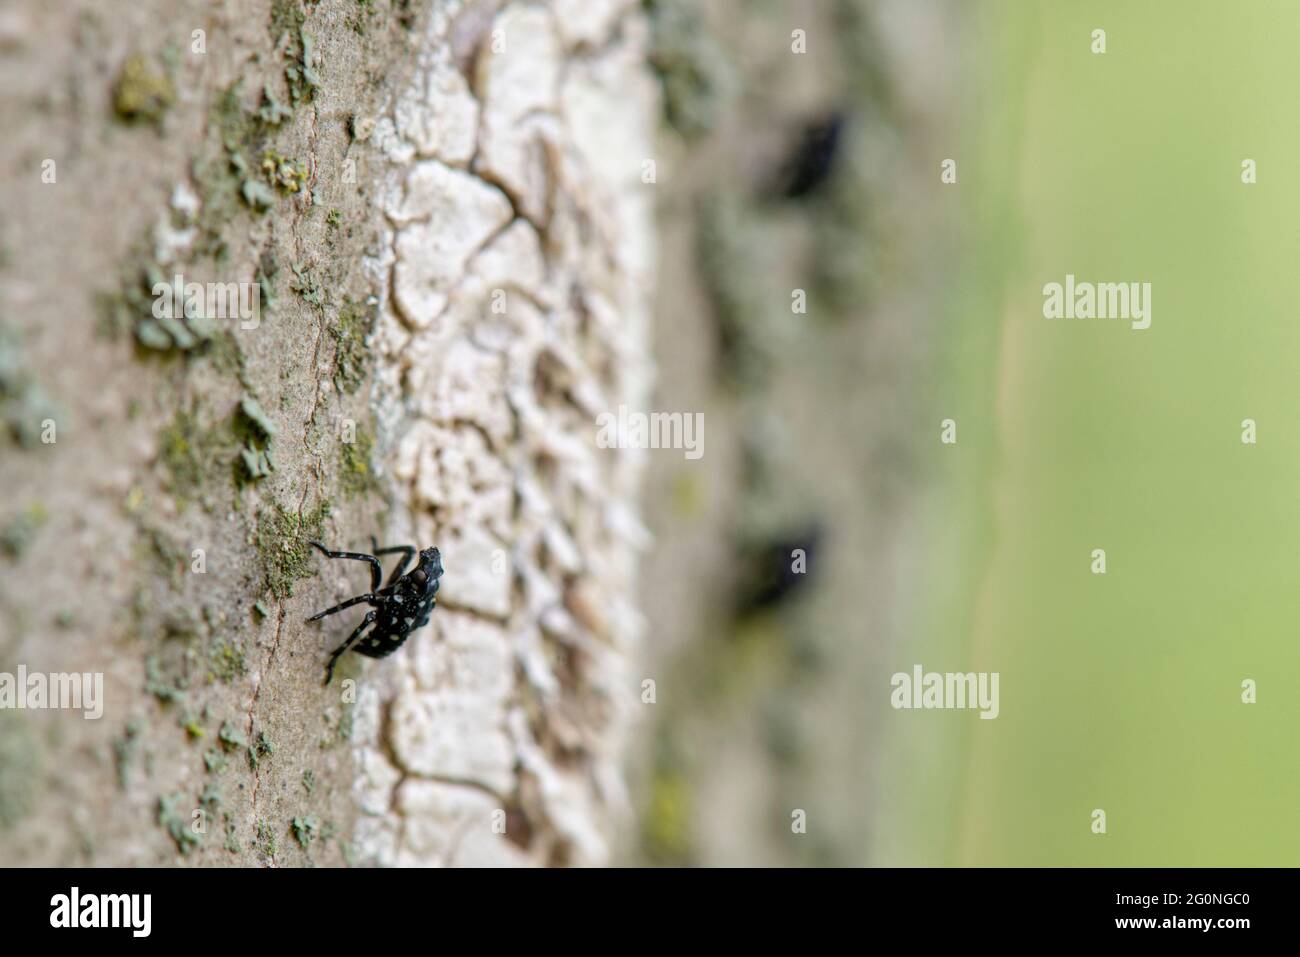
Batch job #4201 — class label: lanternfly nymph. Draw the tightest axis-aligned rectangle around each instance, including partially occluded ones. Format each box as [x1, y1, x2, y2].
[306, 539, 444, 684]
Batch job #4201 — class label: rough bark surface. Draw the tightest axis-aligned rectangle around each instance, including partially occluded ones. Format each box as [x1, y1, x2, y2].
[358, 0, 655, 866]
[0, 0, 653, 867]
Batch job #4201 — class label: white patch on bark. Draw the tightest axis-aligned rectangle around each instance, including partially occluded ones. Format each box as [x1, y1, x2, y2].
[355, 0, 656, 866]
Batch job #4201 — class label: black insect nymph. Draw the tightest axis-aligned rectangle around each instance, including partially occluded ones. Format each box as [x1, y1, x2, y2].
[306, 539, 444, 685]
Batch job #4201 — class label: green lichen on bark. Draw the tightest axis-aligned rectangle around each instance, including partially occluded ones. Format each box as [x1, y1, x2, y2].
[145, 653, 189, 705]
[0, 503, 48, 558]
[338, 422, 377, 497]
[218, 720, 247, 752]
[291, 813, 319, 849]
[263, 149, 310, 194]
[269, 1, 321, 106]
[208, 638, 248, 683]
[113, 53, 175, 126]
[113, 720, 143, 790]
[233, 395, 279, 484]
[248, 731, 275, 772]
[158, 792, 201, 854]
[256, 819, 278, 858]
[102, 259, 216, 353]
[204, 748, 229, 774]
[329, 297, 376, 394]
[224, 816, 242, 853]
[159, 407, 233, 505]
[256, 500, 332, 600]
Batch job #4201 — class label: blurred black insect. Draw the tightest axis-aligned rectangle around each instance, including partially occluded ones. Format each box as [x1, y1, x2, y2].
[771, 112, 845, 199]
[734, 522, 824, 615]
[306, 539, 444, 685]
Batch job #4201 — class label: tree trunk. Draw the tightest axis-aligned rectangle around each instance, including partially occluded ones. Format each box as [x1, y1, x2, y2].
[0, 0, 654, 867]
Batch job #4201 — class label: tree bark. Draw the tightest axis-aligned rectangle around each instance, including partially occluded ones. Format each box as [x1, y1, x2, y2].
[0, 0, 654, 867]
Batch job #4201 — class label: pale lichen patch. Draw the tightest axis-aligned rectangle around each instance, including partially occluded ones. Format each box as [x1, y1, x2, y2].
[471, 3, 564, 225]
[389, 161, 513, 327]
[352, 0, 656, 867]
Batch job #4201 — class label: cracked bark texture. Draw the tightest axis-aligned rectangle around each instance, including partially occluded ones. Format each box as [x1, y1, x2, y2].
[0, 0, 653, 867]
[357, 0, 655, 866]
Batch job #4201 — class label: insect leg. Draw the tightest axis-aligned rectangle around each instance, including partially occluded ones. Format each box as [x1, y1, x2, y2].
[310, 540, 384, 592]
[370, 538, 417, 587]
[306, 592, 376, 622]
[324, 610, 376, 686]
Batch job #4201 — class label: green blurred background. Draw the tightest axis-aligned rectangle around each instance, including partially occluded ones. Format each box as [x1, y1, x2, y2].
[879, 0, 1300, 866]
[629, 0, 1300, 865]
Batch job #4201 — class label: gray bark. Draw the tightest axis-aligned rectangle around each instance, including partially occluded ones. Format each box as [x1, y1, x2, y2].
[0, 0, 654, 867]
